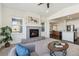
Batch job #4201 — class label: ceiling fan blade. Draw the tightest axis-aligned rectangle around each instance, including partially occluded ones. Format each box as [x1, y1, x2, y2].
[38, 3, 43, 5]
[47, 3, 49, 8]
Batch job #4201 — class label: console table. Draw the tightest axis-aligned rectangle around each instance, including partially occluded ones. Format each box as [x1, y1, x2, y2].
[50, 31, 62, 40]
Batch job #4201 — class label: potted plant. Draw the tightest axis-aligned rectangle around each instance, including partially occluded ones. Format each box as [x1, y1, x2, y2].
[0, 26, 13, 47]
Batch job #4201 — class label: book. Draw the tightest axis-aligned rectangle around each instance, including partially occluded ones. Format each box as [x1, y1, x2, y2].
[55, 45, 63, 48]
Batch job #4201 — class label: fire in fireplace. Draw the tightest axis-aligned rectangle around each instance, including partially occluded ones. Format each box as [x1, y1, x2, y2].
[30, 29, 39, 38]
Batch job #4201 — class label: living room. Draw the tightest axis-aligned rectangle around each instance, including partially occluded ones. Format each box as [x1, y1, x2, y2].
[1, 3, 79, 56]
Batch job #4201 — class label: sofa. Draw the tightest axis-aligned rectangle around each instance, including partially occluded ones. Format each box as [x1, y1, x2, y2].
[21, 37, 46, 44]
[8, 44, 38, 56]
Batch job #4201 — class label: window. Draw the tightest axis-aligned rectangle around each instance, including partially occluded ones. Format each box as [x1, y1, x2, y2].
[12, 18, 22, 33]
[41, 22, 45, 32]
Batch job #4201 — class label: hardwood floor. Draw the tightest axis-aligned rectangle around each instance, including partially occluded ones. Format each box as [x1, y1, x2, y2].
[0, 44, 14, 56]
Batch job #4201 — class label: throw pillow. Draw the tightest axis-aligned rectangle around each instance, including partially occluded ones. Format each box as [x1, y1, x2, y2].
[16, 44, 30, 56]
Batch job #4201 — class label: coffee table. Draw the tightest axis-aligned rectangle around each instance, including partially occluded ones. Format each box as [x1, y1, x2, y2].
[48, 41, 69, 56]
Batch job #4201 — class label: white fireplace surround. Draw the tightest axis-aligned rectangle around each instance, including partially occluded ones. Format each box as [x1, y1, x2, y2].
[26, 26, 41, 39]
[11, 26, 42, 44]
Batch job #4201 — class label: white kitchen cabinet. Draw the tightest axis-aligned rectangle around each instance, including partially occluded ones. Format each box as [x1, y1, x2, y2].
[62, 31, 76, 42]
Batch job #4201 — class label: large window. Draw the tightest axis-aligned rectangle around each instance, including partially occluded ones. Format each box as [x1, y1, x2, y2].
[12, 18, 22, 33]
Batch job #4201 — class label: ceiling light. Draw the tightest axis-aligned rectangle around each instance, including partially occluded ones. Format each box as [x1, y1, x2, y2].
[67, 16, 72, 20]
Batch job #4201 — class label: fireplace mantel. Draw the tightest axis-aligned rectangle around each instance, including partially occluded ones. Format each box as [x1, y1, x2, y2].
[26, 24, 41, 27]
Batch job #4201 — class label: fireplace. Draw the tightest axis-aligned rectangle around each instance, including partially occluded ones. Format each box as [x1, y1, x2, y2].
[30, 29, 39, 38]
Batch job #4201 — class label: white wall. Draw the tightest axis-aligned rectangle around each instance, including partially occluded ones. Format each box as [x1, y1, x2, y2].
[51, 20, 66, 31]
[2, 6, 41, 44]
[0, 4, 3, 48]
[67, 19, 79, 37]
[46, 19, 50, 38]
[67, 19, 79, 29]
[40, 17, 45, 37]
[0, 4, 2, 27]
[2, 7, 41, 27]
[40, 17, 50, 38]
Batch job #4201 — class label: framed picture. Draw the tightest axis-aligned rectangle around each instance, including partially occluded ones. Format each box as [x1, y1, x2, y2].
[28, 16, 39, 24]
[66, 25, 71, 31]
[67, 25, 75, 31]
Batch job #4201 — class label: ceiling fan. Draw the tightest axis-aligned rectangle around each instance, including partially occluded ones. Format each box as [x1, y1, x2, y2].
[38, 3, 50, 8]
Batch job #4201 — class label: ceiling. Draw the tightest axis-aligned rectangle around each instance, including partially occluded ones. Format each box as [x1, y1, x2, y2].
[50, 13, 79, 24]
[2, 3, 79, 17]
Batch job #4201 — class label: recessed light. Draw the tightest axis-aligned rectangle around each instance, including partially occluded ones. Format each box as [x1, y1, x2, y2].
[67, 16, 72, 20]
